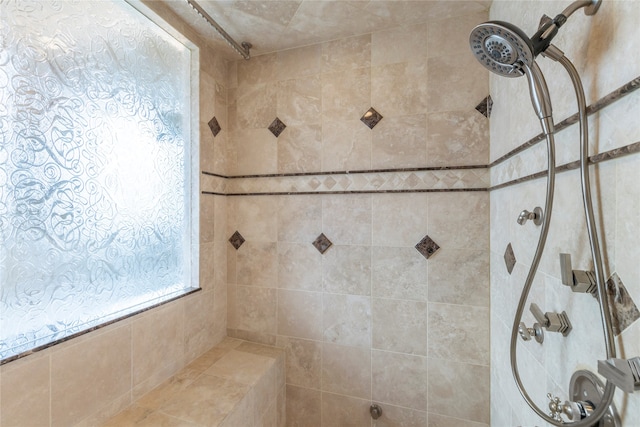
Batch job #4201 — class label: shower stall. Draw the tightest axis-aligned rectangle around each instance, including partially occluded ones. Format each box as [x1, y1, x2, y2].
[0, 0, 639, 426]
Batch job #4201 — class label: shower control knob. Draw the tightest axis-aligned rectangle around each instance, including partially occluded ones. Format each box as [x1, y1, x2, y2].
[518, 321, 544, 343]
[517, 207, 543, 226]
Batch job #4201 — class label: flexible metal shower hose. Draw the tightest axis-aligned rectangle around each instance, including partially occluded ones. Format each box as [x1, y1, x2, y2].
[509, 51, 617, 426]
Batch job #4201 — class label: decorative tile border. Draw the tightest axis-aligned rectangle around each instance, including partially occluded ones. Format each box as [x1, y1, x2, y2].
[489, 76, 640, 169]
[200, 75, 640, 196]
[491, 141, 640, 191]
[201, 168, 489, 195]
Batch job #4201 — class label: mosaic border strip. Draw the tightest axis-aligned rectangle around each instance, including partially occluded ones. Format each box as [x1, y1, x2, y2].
[202, 168, 490, 195]
[489, 75, 640, 168]
[490, 141, 640, 191]
[200, 75, 640, 196]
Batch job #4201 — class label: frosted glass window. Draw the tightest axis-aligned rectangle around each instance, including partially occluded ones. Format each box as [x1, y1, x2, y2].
[0, 0, 199, 362]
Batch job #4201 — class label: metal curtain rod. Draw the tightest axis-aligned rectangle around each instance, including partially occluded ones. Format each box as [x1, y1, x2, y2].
[185, 0, 252, 60]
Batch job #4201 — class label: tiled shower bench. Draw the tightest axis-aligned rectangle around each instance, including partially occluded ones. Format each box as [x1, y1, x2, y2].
[102, 338, 285, 427]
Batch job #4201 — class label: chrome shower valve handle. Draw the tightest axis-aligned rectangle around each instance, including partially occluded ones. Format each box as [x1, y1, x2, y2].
[517, 207, 543, 226]
[519, 321, 544, 343]
[530, 303, 572, 336]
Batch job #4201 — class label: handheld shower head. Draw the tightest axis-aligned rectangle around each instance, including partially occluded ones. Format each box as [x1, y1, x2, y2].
[469, 21, 535, 78]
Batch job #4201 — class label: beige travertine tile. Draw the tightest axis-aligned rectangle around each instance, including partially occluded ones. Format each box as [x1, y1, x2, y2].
[136, 367, 202, 411]
[200, 193, 216, 243]
[236, 286, 277, 335]
[277, 124, 322, 173]
[321, 119, 372, 172]
[426, 54, 488, 113]
[371, 23, 428, 66]
[161, 374, 250, 426]
[236, 83, 278, 129]
[285, 385, 321, 427]
[322, 245, 371, 296]
[278, 242, 322, 291]
[427, 358, 489, 424]
[427, 303, 489, 366]
[321, 342, 371, 399]
[322, 194, 372, 246]
[132, 302, 184, 387]
[371, 403, 427, 427]
[372, 114, 427, 169]
[51, 325, 132, 427]
[259, 399, 278, 427]
[426, 11, 489, 59]
[321, 67, 371, 122]
[371, 247, 428, 301]
[205, 350, 274, 386]
[184, 290, 216, 362]
[277, 336, 321, 389]
[320, 392, 371, 427]
[426, 110, 489, 167]
[277, 76, 322, 127]
[277, 44, 322, 80]
[101, 405, 199, 427]
[235, 195, 278, 242]
[371, 60, 428, 118]
[322, 293, 371, 348]
[237, 242, 278, 287]
[427, 413, 488, 427]
[427, 248, 489, 307]
[372, 298, 428, 356]
[277, 384, 286, 427]
[232, 128, 278, 175]
[321, 34, 371, 73]
[371, 193, 429, 247]
[238, 52, 278, 86]
[277, 289, 323, 340]
[236, 341, 284, 361]
[200, 241, 216, 292]
[372, 350, 428, 410]
[186, 346, 232, 373]
[1, 353, 50, 427]
[277, 195, 322, 244]
[427, 192, 489, 251]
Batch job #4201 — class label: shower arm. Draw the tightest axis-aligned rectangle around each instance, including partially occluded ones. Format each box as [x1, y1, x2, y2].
[510, 47, 617, 426]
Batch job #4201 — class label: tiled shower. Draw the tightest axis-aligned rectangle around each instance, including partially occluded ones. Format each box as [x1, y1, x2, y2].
[1, 0, 640, 426]
[218, 8, 492, 426]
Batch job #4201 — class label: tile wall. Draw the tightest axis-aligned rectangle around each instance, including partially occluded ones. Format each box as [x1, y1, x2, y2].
[0, 3, 229, 426]
[489, 1, 640, 425]
[217, 7, 493, 426]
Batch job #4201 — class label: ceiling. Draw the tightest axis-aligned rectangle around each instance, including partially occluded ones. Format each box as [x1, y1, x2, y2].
[162, 0, 491, 59]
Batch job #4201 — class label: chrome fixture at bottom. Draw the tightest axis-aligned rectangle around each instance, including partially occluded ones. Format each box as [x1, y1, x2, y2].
[369, 404, 382, 420]
[517, 207, 544, 226]
[548, 370, 620, 425]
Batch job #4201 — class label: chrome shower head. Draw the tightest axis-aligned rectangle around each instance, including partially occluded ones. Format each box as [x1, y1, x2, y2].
[469, 21, 535, 78]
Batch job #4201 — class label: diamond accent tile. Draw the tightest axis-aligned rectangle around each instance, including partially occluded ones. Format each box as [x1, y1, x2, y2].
[415, 235, 440, 259]
[208, 116, 221, 137]
[312, 233, 332, 254]
[268, 117, 287, 137]
[475, 95, 493, 118]
[360, 107, 383, 129]
[606, 273, 640, 336]
[229, 231, 245, 250]
[504, 243, 516, 274]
